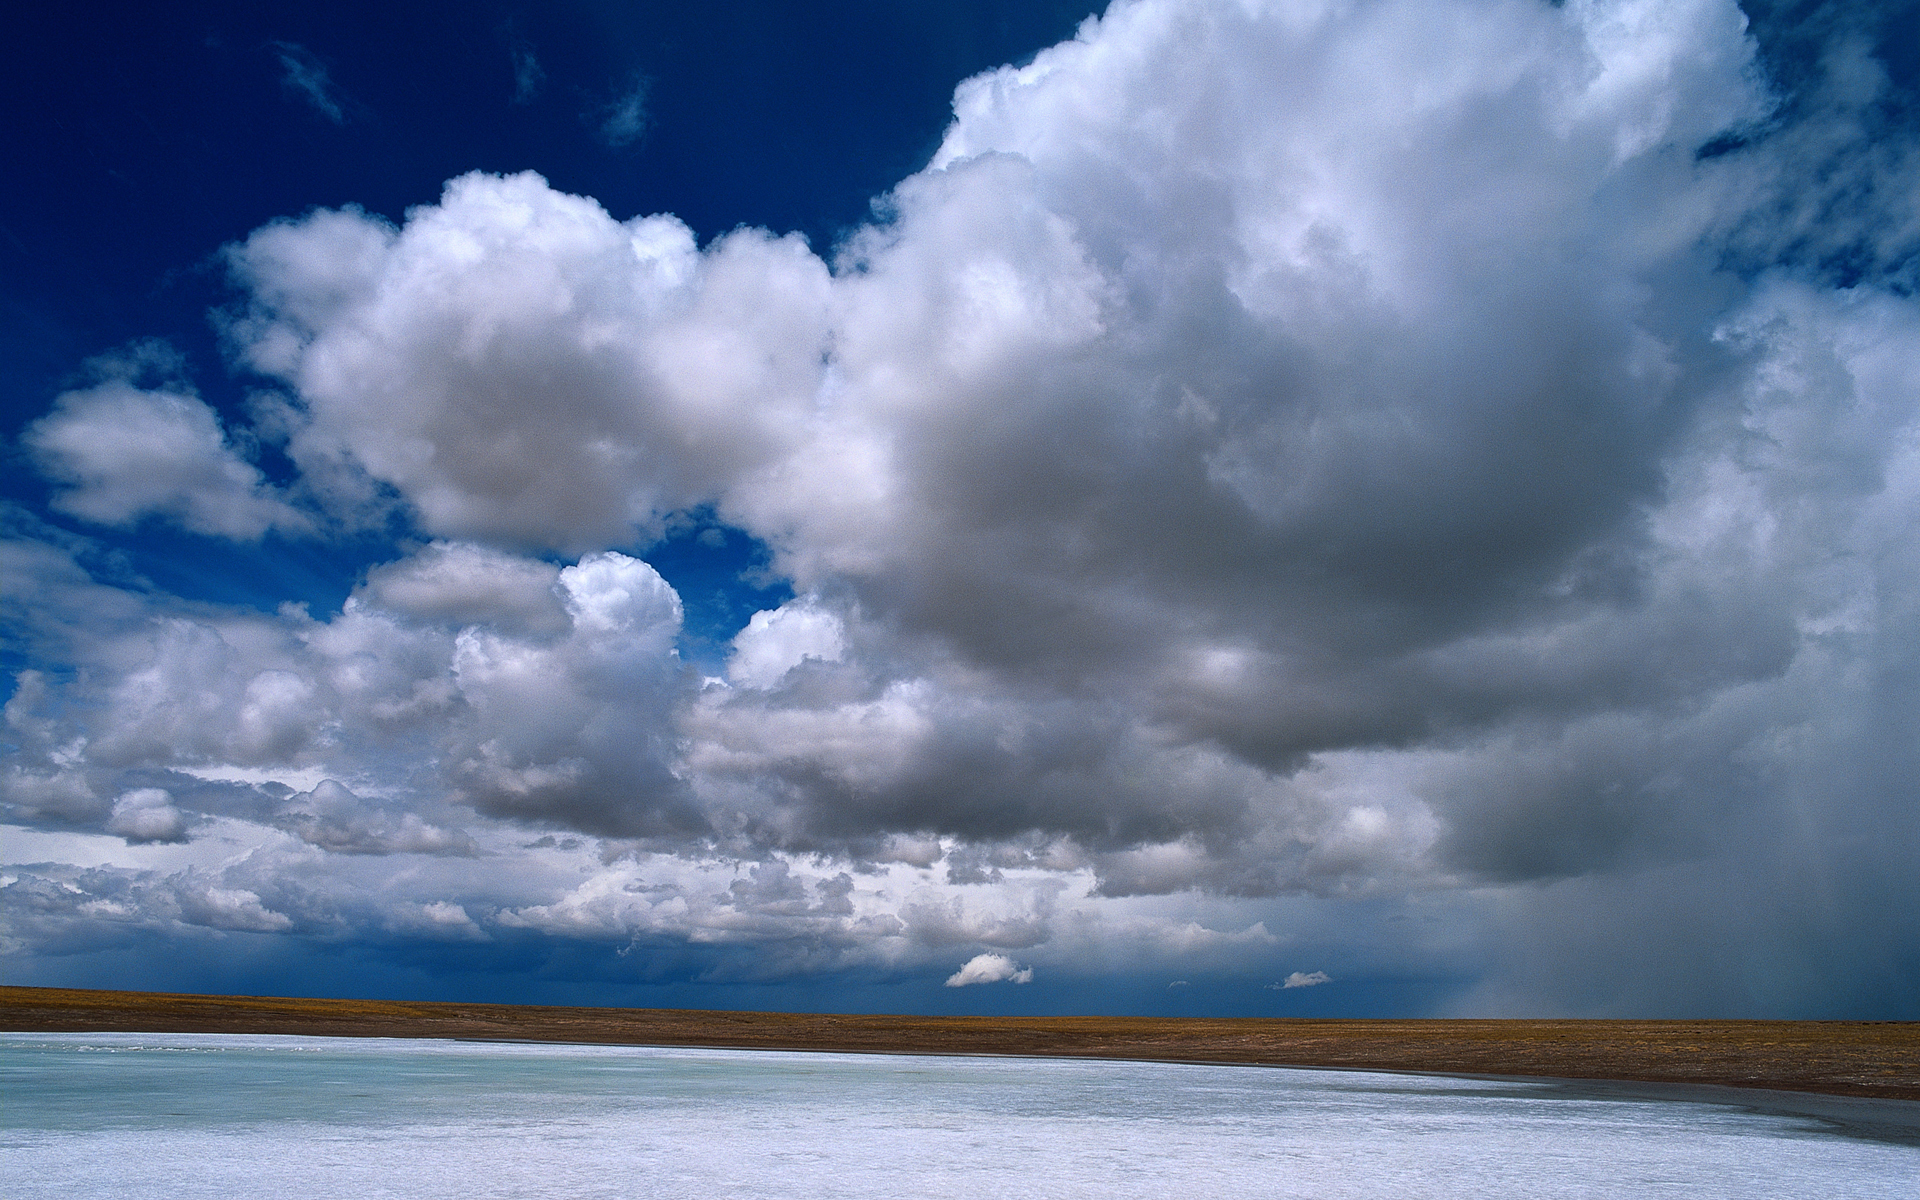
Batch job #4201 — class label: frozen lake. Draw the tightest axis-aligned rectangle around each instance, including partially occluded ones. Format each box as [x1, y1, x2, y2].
[4, 1032, 1915, 1198]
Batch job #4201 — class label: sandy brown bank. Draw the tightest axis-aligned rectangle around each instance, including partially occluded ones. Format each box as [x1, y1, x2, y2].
[4, 986, 1914, 1102]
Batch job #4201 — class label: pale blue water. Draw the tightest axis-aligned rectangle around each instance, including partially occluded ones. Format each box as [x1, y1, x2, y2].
[4, 1033, 1915, 1198]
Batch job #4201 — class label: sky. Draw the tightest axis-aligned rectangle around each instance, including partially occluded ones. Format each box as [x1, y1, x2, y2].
[3, 0, 1917, 1018]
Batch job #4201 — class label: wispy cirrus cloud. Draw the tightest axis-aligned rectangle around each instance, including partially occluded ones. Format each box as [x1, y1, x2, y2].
[593, 73, 650, 147]
[508, 39, 544, 105]
[272, 42, 348, 124]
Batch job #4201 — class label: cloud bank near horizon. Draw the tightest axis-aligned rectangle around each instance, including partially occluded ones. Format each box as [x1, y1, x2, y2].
[6, 0, 1918, 1016]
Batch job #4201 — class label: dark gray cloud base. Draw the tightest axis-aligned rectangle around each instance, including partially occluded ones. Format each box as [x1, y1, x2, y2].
[5, 0, 1917, 1016]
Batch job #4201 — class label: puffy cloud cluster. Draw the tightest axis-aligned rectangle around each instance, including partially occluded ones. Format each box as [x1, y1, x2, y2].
[6, 0, 1918, 1014]
[3, 539, 691, 839]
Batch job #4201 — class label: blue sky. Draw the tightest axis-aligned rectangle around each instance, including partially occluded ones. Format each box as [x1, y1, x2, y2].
[4, 0, 1918, 1017]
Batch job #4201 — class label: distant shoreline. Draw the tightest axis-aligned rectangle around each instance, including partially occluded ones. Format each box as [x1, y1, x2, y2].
[5, 985, 1916, 1103]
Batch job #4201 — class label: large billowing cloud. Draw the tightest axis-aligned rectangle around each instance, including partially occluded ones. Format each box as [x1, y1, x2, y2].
[6, 0, 1917, 1015]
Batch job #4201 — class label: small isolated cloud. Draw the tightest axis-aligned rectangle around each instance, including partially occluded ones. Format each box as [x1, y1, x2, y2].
[382, 900, 488, 942]
[104, 789, 190, 844]
[1272, 971, 1332, 990]
[174, 882, 292, 933]
[278, 780, 477, 857]
[594, 75, 649, 146]
[25, 371, 309, 540]
[1168, 979, 1190, 988]
[945, 952, 1033, 987]
[273, 42, 347, 124]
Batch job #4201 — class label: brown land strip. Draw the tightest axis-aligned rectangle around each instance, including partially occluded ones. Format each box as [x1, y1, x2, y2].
[4, 985, 1915, 1102]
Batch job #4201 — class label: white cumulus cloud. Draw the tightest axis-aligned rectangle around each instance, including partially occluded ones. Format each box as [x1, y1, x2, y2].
[727, 601, 847, 690]
[104, 789, 191, 844]
[26, 378, 308, 540]
[945, 952, 1034, 987]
